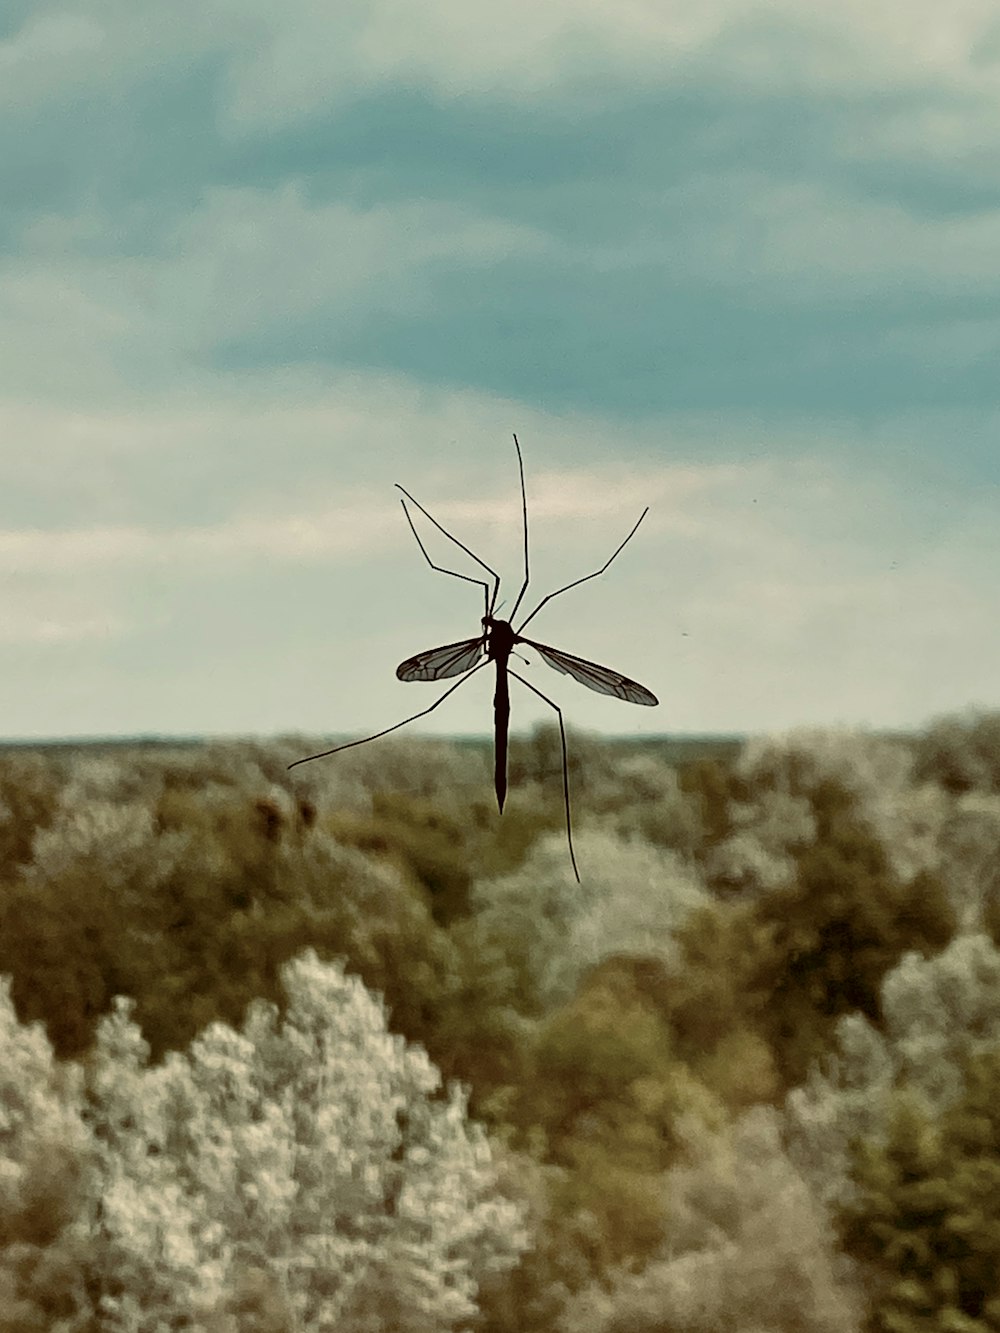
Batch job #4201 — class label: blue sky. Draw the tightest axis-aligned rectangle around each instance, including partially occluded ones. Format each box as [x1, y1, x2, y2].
[2, 0, 999, 739]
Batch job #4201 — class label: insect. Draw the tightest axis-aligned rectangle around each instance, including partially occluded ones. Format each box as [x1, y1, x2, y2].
[289, 435, 658, 880]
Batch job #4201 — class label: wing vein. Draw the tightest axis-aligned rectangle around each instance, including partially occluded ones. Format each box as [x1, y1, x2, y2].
[396, 637, 485, 683]
[520, 638, 658, 705]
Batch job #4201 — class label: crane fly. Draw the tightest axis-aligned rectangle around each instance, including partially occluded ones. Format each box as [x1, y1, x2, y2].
[288, 435, 658, 881]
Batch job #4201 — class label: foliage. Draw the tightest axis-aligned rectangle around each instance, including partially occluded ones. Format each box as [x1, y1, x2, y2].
[676, 756, 743, 864]
[725, 727, 948, 889]
[0, 979, 94, 1331]
[588, 751, 704, 855]
[0, 753, 63, 869]
[915, 711, 1000, 795]
[754, 782, 954, 1085]
[705, 783, 816, 895]
[2, 716, 998, 1331]
[0, 953, 527, 1332]
[489, 958, 722, 1327]
[842, 1050, 1000, 1333]
[0, 776, 462, 1067]
[558, 1108, 862, 1333]
[669, 781, 953, 1095]
[787, 934, 1000, 1210]
[466, 827, 709, 1019]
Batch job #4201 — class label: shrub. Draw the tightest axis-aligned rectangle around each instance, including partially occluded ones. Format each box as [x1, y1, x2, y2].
[842, 1051, 1000, 1332]
[558, 1108, 861, 1333]
[787, 934, 1000, 1211]
[915, 711, 1000, 795]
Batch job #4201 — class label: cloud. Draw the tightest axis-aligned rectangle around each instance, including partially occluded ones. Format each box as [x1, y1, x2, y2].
[4, 2, 1000, 427]
[0, 185, 549, 401]
[216, 0, 1000, 125]
[1, 393, 993, 735]
[0, 10, 106, 107]
[0, 450, 743, 583]
[8, 0, 1000, 133]
[160, 186, 549, 349]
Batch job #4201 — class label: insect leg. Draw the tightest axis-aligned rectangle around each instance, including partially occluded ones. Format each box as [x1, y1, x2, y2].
[396, 486, 501, 618]
[508, 668, 581, 883]
[506, 433, 532, 625]
[515, 507, 649, 634]
[288, 662, 489, 770]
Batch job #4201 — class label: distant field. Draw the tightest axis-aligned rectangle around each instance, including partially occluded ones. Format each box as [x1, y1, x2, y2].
[0, 732, 747, 770]
[1, 732, 923, 770]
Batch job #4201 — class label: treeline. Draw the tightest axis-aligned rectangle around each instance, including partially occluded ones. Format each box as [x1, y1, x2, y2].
[1, 714, 1000, 1329]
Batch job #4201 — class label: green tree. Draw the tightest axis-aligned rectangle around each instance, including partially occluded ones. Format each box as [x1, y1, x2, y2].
[757, 781, 954, 1084]
[842, 1048, 1000, 1332]
[669, 781, 954, 1097]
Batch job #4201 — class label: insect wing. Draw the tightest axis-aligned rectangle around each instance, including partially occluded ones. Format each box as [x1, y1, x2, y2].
[396, 637, 485, 682]
[521, 638, 658, 705]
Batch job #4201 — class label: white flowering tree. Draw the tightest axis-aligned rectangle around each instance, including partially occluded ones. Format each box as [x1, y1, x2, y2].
[468, 828, 709, 1016]
[557, 1108, 861, 1333]
[786, 933, 1000, 1208]
[0, 979, 94, 1329]
[728, 728, 948, 888]
[83, 949, 528, 1332]
[937, 790, 1000, 929]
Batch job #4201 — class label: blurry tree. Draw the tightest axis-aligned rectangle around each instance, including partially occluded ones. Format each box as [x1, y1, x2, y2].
[669, 780, 953, 1095]
[590, 752, 704, 856]
[466, 828, 709, 1021]
[662, 899, 782, 1110]
[0, 950, 527, 1332]
[85, 949, 527, 1331]
[0, 799, 191, 1056]
[677, 757, 743, 862]
[284, 735, 493, 819]
[502, 955, 720, 1282]
[326, 791, 477, 924]
[756, 779, 953, 1085]
[787, 934, 1000, 1211]
[842, 1050, 1000, 1332]
[915, 711, 1000, 794]
[0, 979, 95, 1329]
[728, 728, 948, 890]
[0, 771, 469, 1075]
[557, 1107, 861, 1333]
[0, 753, 62, 869]
[705, 785, 816, 896]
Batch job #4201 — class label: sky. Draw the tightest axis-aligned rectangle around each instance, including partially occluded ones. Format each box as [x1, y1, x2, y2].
[2, 0, 999, 741]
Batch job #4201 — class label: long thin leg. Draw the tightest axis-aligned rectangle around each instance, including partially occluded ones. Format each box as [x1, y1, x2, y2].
[287, 663, 488, 770]
[398, 497, 493, 618]
[515, 507, 649, 635]
[508, 668, 581, 883]
[396, 484, 501, 618]
[507, 434, 531, 626]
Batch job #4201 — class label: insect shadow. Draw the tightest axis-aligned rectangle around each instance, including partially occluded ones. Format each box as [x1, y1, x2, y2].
[289, 435, 658, 881]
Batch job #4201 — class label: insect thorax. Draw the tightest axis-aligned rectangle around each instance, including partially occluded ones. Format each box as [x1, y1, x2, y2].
[483, 617, 516, 660]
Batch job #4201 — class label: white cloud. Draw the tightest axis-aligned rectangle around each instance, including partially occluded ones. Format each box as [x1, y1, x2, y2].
[8, 0, 1000, 133]
[0, 378, 995, 734]
[0, 454, 743, 579]
[576, 170, 1000, 298]
[215, 0, 1000, 127]
[157, 186, 549, 349]
[730, 179, 1000, 293]
[0, 10, 106, 107]
[0, 187, 549, 400]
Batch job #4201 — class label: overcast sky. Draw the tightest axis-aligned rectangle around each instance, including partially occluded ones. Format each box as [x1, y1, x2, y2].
[3, 0, 999, 741]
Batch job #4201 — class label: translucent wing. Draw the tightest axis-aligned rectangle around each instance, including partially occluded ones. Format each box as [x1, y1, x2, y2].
[396, 637, 485, 683]
[520, 638, 658, 705]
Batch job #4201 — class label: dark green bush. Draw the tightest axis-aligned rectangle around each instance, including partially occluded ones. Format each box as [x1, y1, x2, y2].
[843, 1049, 1000, 1332]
